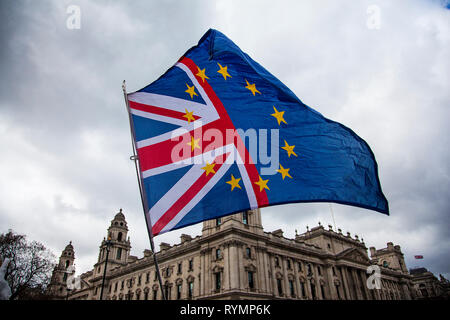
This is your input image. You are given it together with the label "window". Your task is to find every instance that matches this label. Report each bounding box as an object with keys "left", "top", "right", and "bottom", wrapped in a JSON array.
[
  {"left": 246, "top": 247, "right": 251, "bottom": 259},
  {"left": 335, "top": 284, "right": 341, "bottom": 299},
  {"left": 320, "top": 284, "right": 326, "bottom": 299},
  {"left": 121, "top": 280, "right": 124, "bottom": 290},
  {"left": 144, "top": 291, "right": 148, "bottom": 300},
  {"left": 138, "top": 275, "right": 142, "bottom": 286},
  {"left": 188, "top": 281, "right": 194, "bottom": 299},
  {"left": 317, "top": 266, "right": 322, "bottom": 276},
  {"left": 153, "top": 289, "right": 157, "bottom": 300},
  {"left": 215, "top": 273, "right": 221, "bottom": 291},
  {"left": 146, "top": 272, "right": 150, "bottom": 283},
  {"left": 275, "top": 257, "right": 280, "bottom": 267},
  {"left": 65, "top": 260, "right": 70, "bottom": 268},
  {"left": 118, "top": 232, "right": 123, "bottom": 241},
  {"left": 189, "top": 259, "right": 193, "bottom": 271},
  {"left": 216, "top": 248, "right": 221, "bottom": 260},
  {"left": 216, "top": 218, "right": 221, "bottom": 226},
  {"left": 164, "top": 285, "right": 170, "bottom": 300},
  {"left": 287, "top": 259, "right": 291, "bottom": 270},
  {"left": 114, "top": 282, "right": 118, "bottom": 292},
  {"left": 277, "top": 279, "right": 283, "bottom": 296},
  {"left": 116, "top": 248, "right": 122, "bottom": 260},
  {"left": 178, "top": 262, "right": 182, "bottom": 274},
  {"left": 242, "top": 211, "right": 248, "bottom": 225},
  {"left": 311, "top": 283, "right": 316, "bottom": 300},
  {"left": 154, "top": 271, "right": 158, "bottom": 281},
  {"left": 383, "top": 261, "right": 389, "bottom": 268},
  {"left": 307, "top": 264, "right": 313, "bottom": 276},
  {"left": 300, "top": 282, "right": 306, "bottom": 297},
  {"left": 177, "top": 284, "right": 182, "bottom": 300},
  {"left": 63, "top": 273, "right": 68, "bottom": 282},
  {"left": 289, "top": 280, "right": 295, "bottom": 297},
  {"left": 298, "top": 262, "right": 303, "bottom": 272},
  {"left": 248, "top": 271, "right": 254, "bottom": 289},
  {"left": 332, "top": 267, "right": 336, "bottom": 276},
  {"left": 136, "top": 292, "right": 140, "bottom": 300},
  {"left": 327, "top": 243, "right": 331, "bottom": 249}
]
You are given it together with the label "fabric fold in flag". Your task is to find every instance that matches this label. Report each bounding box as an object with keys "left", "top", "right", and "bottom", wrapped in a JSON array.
[{"left": 126, "top": 28, "right": 389, "bottom": 236}]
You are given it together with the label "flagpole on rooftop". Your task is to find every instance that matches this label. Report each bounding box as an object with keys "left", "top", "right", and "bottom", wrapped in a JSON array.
[{"left": 122, "top": 80, "right": 167, "bottom": 300}]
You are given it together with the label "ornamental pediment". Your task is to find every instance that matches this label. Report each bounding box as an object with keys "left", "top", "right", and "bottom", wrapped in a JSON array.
[{"left": 337, "top": 248, "right": 370, "bottom": 264}]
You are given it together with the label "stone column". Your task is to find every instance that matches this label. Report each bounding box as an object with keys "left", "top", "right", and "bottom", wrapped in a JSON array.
[
  {"left": 294, "top": 261, "right": 301, "bottom": 299},
  {"left": 263, "top": 250, "right": 271, "bottom": 294},
  {"left": 257, "top": 247, "right": 266, "bottom": 293},
  {"left": 360, "top": 269, "right": 371, "bottom": 300},
  {"left": 283, "top": 257, "right": 289, "bottom": 298},
  {"left": 269, "top": 253, "right": 277, "bottom": 296},
  {"left": 238, "top": 243, "right": 244, "bottom": 291},
  {"left": 351, "top": 268, "right": 363, "bottom": 300},
  {"left": 224, "top": 243, "right": 230, "bottom": 291},
  {"left": 326, "top": 265, "right": 337, "bottom": 300},
  {"left": 229, "top": 244, "right": 239, "bottom": 290},
  {"left": 200, "top": 251, "right": 205, "bottom": 296},
  {"left": 314, "top": 265, "right": 322, "bottom": 299},
  {"left": 205, "top": 249, "right": 210, "bottom": 295},
  {"left": 341, "top": 266, "right": 352, "bottom": 300}
]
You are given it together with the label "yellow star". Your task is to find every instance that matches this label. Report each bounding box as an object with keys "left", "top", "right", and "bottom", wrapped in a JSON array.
[
  {"left": 277, "top": 164, "right": 292, "bottom": 180},
  {"left": 185, "top": 83, "right": 198, "bottom": 99},
  {"left": 183, "top": 109, "right": 195, "bottom": 123},
  {"left": 217, "top": 63, "right": 231, "bottom": 80},
  {"left": 187, "top": 136, "right": 200, "bottom": 152},
  {"left": 201, "top": 162, "right": 216, "bottom": 176},
  {"left": 226, "top": 174, "right": 242, "bottom": 191},
  {"left": 196, "top": 67, "right": 209, "bottom": 83},
  {"left": 281, "top": 140, "right": 298, "bottom": 157},
  {"left": 271, "top": 106, "right": 287, "bottom": 125},
  {"left": 245, "top": 79, "right": 260, "bottom": 96},
  {"left": 254, "top": 176, "right": 269, "bottom": 192}
]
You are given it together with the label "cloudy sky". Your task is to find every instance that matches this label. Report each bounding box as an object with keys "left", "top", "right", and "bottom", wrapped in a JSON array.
[{"left": 1, "top": 0, "right": 449, "bottom": 279}]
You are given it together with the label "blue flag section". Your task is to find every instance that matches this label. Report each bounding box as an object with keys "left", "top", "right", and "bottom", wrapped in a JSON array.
[{"left": 126, "top": 29, "right": 389, "bottom": 236}]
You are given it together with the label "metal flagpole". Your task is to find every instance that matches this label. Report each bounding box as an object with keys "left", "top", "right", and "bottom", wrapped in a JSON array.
[{"left": 122, "top": 80, "right": 167, "bottom": 300}]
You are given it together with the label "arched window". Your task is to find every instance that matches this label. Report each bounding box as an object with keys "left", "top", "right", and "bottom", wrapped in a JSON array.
[
  {"left": 65, "top": 260, "right": 70, "bottom": 268},
  {"left": 118, "top": 232, "right": 123, "bottom": 242}
]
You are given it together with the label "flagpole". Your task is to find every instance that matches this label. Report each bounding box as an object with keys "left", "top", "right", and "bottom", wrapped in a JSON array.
[{"left": 122, "top": 80, "right": 167, "bottom": 301}]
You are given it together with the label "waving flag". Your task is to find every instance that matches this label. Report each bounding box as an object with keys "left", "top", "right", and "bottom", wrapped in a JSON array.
[{"left": 125, "top": 29, "right": 389, "bottom": 236}]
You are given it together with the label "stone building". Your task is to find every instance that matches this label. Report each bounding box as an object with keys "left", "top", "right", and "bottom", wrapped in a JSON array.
[
  {"left": 52, "top": 208, "right": 421, "bottom": 300},
  {"left": 47, "top": 241, "right": 76, "bottom": 299},
  {"left": 409, "top": 267, "right": 450, "bottom": 299}
]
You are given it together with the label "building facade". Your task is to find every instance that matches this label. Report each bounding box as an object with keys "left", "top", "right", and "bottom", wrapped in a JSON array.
[{"left": 50, "top": 208, "right": 433, "bottom": 300}]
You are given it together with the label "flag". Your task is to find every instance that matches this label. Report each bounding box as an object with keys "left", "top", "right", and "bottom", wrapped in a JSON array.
[
  {"left": 414, "top": 255, "right": 424, "bottom": 259},
  {"left": 126, "top": 29, "right": 389, "bottom": 236}
]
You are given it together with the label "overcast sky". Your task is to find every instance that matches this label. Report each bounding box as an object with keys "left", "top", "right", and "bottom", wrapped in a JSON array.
[{"left": 1, "top": 0, "right": 449, "bottom": 279}]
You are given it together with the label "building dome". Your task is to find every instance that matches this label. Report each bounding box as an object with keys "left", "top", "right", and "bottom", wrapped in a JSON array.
[
  {"left": 64, "top": 241, "right": 74, "bottom": 251},
  {"left": 114, "top": 208, "right": 126, "bottom": 221}
]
